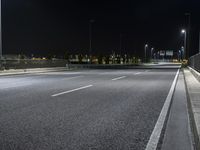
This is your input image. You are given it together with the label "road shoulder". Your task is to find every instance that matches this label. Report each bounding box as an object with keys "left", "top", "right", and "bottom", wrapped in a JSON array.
[{"left": 161, "top": 71, "right": 194, "bottom": 150}]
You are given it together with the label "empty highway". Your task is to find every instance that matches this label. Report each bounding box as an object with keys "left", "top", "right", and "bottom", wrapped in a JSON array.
[{"left": 0, "top": 65, "right": 180, "bottom": 150}]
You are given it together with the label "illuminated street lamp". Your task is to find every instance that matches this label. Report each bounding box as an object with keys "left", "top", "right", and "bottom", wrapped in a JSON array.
[
  {"left": 181, "top": 29, "right": 187, "bottom": 59},
  {"left": 181, "top": 29, "right": 186, "bottom": 34},
  {"left": 144, "top": 44, "right": 148, "bottom": 62},
  {"left": 151, "top": 48, "right": 154, "bottom": 60}
]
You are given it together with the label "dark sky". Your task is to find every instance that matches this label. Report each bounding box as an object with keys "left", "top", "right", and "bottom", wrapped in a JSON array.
[{"left": 2, "top": 0, "right": 200, "bottom": 57}]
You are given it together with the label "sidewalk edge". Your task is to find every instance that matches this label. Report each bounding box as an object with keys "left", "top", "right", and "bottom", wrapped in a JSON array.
[{"left": 183, "top": 67, "right": 200, "bottom": 150}]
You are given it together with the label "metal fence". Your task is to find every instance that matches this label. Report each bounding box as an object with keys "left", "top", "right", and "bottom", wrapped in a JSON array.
[
  {"left": 189, "top": 53, "right": 200, "bottom": 72},
  {"left": 0, "top": 59, "right": 69, "bottom": 70}
]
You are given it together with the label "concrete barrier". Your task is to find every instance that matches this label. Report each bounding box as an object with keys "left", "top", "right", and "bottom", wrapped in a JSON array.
[
  {"left": 0, "top": 67, "right": 69, "bottom": 76},
  {"left": 0, "top": 59, "right": 69, "bottom": 70},
  {"left": 188, "top": 66, "right": 200, "bottom": 82},
  {"left": 68, "top": 63, "right": 181, "bottom": 69},
  {"left": 68, "top": 64, "right": 140, "bottom": 69}
]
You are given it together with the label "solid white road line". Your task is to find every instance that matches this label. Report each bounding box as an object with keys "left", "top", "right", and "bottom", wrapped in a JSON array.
[
  {"left": 52, "top": 85, "right": 93, "bottom": 97},
  {"left": 62, "top": 76, "right": 83, "bottom": 80},
  {"left": 99, "top": 72, "right": 111, "bottom": 75},
  {"left": 135, "top": 72, "right": 141, "bottom": 75},
  {"left": 38, "top": 72, "right": 81, "bottom": 75},
  {"left": 111, "top": 76, "right": 126, "bottom": 81},
  {"left": 145, "top": 69, "right": 180, "bottom": 150}
]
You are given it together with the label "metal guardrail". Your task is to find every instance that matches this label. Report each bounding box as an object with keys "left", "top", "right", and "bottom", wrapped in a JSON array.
[
  {"left": 189, "top": 53, "right": 200, "bottom": 72},
  {"left": 0, "top": 59, "right": 69, "bottom": 70}
]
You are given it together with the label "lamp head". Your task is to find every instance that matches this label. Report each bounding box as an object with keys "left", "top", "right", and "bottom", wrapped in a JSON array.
[{"left": 181, "top": 29, "right": 186, "bottom": 34}]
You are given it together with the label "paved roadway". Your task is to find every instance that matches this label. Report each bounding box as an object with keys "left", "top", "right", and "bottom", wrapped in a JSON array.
[{"left": 0, "top": 65, "right": 180, "bottom": 150}]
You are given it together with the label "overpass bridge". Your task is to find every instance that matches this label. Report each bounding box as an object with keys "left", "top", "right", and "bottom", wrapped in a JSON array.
[{"left": 0, "top": 62, "right": 199, "bottom": 150}]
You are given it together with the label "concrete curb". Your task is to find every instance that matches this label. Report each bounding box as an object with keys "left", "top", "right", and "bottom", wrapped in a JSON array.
[
  {"left": 0, "top": 67, "right": 70, "bottom": 76},
  {"left": 183, "top": 67, "right": 200, "bottom": 150},
  {"left": 188, "top": 66, "right": 200, "bottom": 82}
]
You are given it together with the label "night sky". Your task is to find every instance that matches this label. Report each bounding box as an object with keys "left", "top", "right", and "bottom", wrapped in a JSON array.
[{"left": 2, "top": 0, "right": 200, "bottom": 57}]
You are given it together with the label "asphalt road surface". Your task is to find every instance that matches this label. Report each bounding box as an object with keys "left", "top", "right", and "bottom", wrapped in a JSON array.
[{"left": 0, "top": 65, "right": 180, "bottom": 150}]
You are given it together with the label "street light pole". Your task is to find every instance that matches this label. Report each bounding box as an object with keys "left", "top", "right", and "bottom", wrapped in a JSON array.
[
  {"left": 182, "top": 29, "right": 187, "bottom": 59},
  {"left": 89, "top": 19, "right": 94, "bottom": 63},
  {"left": 185, "top": 13, "right": 191, "bottom": 58},
  {"left": 151, "top": 48, "right": 154, "bottom": 61},
  {"left": 144, "top": 44, "right": 148, "bottom": 63},
  {"left": 184, "top": 31, "right": 187, "bottom": 59},
  {"left": 120, "top": 33, "right": 122, "bottom": 56}
]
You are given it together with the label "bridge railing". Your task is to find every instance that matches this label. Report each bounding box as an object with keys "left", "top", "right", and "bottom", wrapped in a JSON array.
[{"left": 189, "top": 53, "right": 200, "bottom": 72}]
